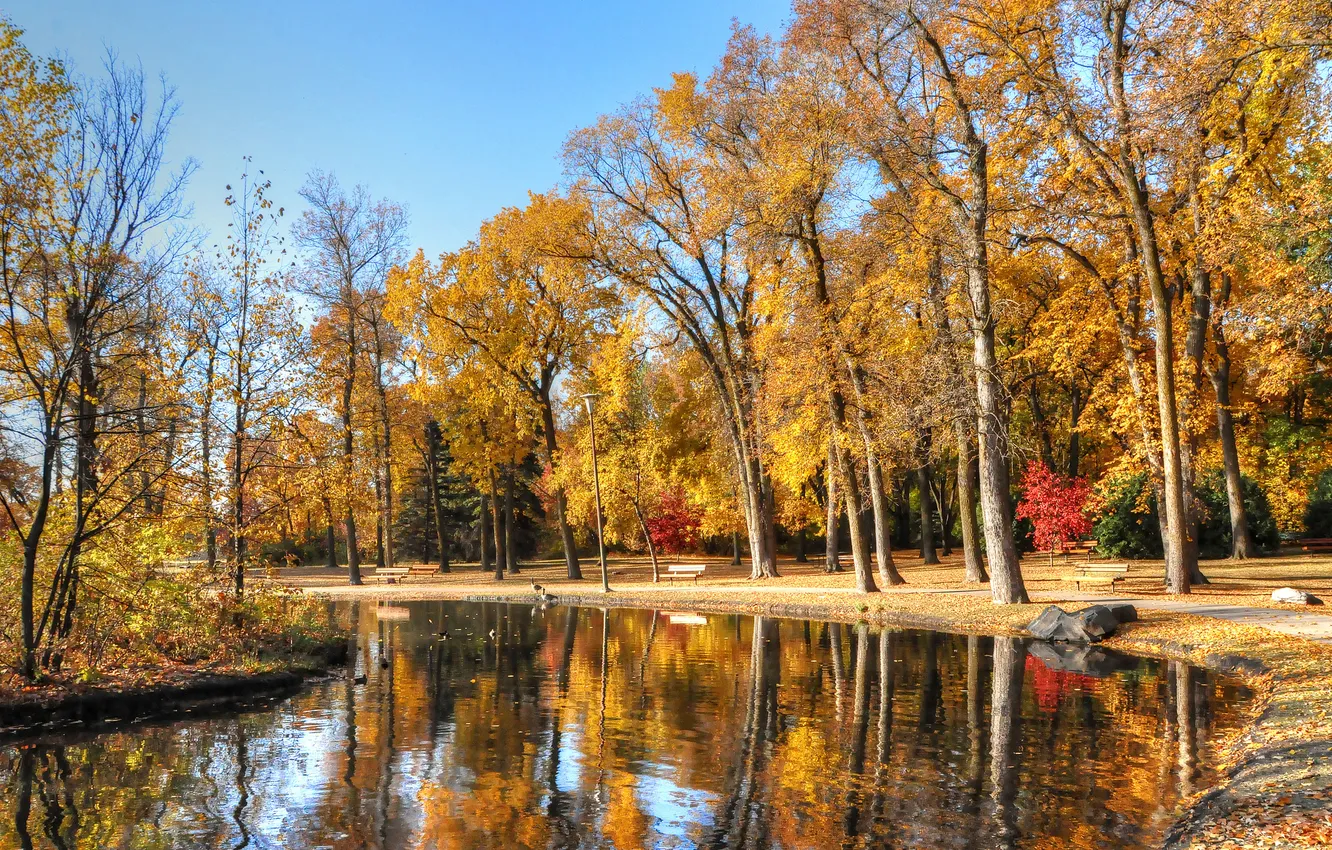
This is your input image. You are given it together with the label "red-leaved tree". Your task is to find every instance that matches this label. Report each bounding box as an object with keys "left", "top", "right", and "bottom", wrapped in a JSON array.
[
  {"left": 644, "top": 489, "right": 703, "bottom": 555},
  {"left": 1015, "top": 461, "right": 1093, "bottom": 564}
]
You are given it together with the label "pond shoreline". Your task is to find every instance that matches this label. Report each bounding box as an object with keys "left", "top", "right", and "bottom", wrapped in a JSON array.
[
  {"left": 0, "top": 641, "right": 348, "bottom": 740},
  {"left": 303, "top": 583, "right": 1332, "bottom": 849}
]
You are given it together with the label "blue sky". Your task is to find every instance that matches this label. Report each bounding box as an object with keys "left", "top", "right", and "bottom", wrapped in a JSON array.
[{"left": 8, "top": 1, "right": 790, "bottom": 257}]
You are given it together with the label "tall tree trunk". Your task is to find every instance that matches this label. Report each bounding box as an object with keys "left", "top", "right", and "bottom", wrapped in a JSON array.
[
  {"left": 846, "top": 362, "right": 903, "bottom": 584},
  {"left": 869, "top": 459, "right": 903, "bottom": 585},
  {"left": 1106, "top": 11, "right": 1195, "bottom": 593},
  {"left": 968, "top": 253, "right": 1026, "bottom": 602},
  {"left": 426, "top": 423, "right": 451, "bottom": 572},
  {"left": 342, "top": 307, "right": 362, "bottom": 586},
  {"left": 1179, "top": 224, "right": 1212, "bottom": 584},
  {"left": 956, "top": 421, "right": 988, "bottom": 582},
  {"left": 538, "top": 388, "right": 581, "bottom": 580},
  {"left": 478, "top": 492, "right": 491, "bottom": 573},
  {"left": 838, "top": 445, "right": 879, "bottom": 593},
  {"left": 232, "top": 391, "right": 246, "bottom": 598},
  {"left": 1027, "top": 372, "right": 1055, "bottom": 470},
  {"left": 373, "top": 347, "right": 395, "bottom": 572},
  {"left": 936, "top": 467, "right": 954, "bottom": 556},
  {"left": 916, "top": 431, "right": 939, "bottom": 566},
  {"left": 504, "top": 467, "right": 518, "bottom": 574},
  {"left": 489, "top": 470, "right": 505, "bottom": 581},
  {"left": 1209, "top": 296, "right": 1256, "bottom": 559},
  {"left": 1067, "top": 382, "right": 1083, "bottom": 479},
  {"left": 373, "top": 448, "right": 386, "bottom": 571},
  {"left": 632, "top": 500, "right": 660, "bottom": 582},
  {"left": 894, "top": 475, "right": 911, "bottom": 549},
  {"left": 825, "top": 444, "right": 841, "bottom": 573},
  {"left": 19, "top": 420, "right": 59, "bottom": 681},
  {"left": 201, "top": 349, "right": 217, "bottom": 572},
  {"left": 323, "top": 497, "right": 338, "bottom": 569}
]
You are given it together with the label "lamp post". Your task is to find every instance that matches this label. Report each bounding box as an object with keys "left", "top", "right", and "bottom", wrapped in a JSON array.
[{"left": 581, "top": 392, "right": 610, "bottom": 592}]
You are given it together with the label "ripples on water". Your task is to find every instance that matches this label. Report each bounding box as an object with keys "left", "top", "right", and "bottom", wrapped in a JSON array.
[{"left": 0, "top": 600, "right": 1250, "bottom": 849}]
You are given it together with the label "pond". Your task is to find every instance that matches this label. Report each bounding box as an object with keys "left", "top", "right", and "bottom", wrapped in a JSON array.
[{"left": 1, "top": 600, "right": 1251, "bottom": 849}]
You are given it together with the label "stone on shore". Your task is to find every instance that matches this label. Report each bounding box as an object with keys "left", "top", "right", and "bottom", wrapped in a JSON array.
[
  {"left": 1027, "top": 604, "right": 1137, "bottom": 643},
  {"left": 1271, "top": 587, "right": 1324, "bottom": 605}
]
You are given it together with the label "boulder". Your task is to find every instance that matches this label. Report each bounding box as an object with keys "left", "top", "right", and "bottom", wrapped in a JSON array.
[
  {"left": 1104, "top": 603, "right": 1139, "bottom": 624},
  {"left": 1271, "top": 587, "right": 1324, "bottom": 605},
  {"left": 1026, "top": 604, "right": 1135, "bottom": 644},
  {"left": 1075, "top": 605, "right": 1121, "bottom": 640}
]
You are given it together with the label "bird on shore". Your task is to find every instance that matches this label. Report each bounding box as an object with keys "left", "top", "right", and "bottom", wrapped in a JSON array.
[{"left": 530, "top": 580, "right": 545, "bottom": 595}]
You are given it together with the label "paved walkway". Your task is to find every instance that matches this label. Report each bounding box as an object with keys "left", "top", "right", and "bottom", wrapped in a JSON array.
[{"left": 1054, "top": 593, "right": 1332, "bottom": 643}]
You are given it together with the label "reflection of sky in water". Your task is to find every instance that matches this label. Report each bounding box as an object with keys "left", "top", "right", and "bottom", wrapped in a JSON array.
[
  {"left": 641, "top": 769, "right": 719, "bottom": 843},
  {"left": 0, "top": 601, "right": 1252, "bottom": 850}
]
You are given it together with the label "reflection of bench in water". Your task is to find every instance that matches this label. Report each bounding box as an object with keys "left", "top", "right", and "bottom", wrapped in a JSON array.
[
  {"left": 666, "top": 564, "right": 707, "bottom": 585},
  {"left": 668, "top": 614, "right": 708, "bottom": 625},
  {"left": 1062, "top": 563, "right": 1129, "bottom": 592}
]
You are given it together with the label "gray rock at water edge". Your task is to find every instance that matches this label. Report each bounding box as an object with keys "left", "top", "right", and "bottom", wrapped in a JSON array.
[
  {"left": 1026, "top": 604, "right": 1137, "bottom": 644},
  {"left": 1076, "top": 605, "right": 1121, "bottom": 640},
  {"left": 1103, "top": 603, "right": 1139, "bottom": 623},
  {"left": 1271, "top": 586, "right": 1324, "bottom": 605}
]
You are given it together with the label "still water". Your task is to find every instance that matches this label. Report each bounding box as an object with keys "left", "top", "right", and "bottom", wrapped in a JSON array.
[{"left": 1, "top": 601, "right": 1250, "bottom": 849}]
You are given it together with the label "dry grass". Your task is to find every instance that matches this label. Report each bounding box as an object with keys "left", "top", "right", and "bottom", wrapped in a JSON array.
[{"left": 279, "top": 548, "right": 1332, "bottom": 610}]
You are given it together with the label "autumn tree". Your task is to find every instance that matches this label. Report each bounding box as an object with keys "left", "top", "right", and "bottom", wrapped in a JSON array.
[
  {"left": 388, "top": 192, "right": 615, "bottom": 580},
  {"left": 566, "top": 82, "right": 786, "bottom": 579},
  {"left": 1015, "top": 461, "right": 1094, "bottom": 566},
  {"left": 209, "top": 163, "right": 304, "bottom": 595},
  {"left": 795, "top": 0, "right": 1029, "bottom": 602},
  {"left": 294, "top": 171, "right": 407, "bottom": 584}
]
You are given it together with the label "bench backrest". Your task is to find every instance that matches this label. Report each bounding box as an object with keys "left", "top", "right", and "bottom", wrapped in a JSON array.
[
  {"left": 666, "top": 564, "right": 706, "bottom": 573},
  {"left": 1075, "top": 564, "right": 1128, "bottom": 574},
  {"left": 375, "top": 567, "right": 410, "bottom": 575}
]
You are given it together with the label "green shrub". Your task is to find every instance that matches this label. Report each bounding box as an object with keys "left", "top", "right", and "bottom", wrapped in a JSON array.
[
  {"left": 1305, "top": 470, "right": 1332, "bottom": 538},
  {"left": 1091, "top": 473, "right": 1163, "bottom": 559},
  {"left": 1093, "top": 470, "right": 1279, "bottom": 560},
  {"left": 1196, "top": 470, "right": 1280, "bottom": 556}
]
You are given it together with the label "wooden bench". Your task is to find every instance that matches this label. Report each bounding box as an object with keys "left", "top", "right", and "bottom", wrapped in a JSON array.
[
  {"left": 1061, "top": 563, "right": 1129, "bottom": 592},
  {"left": 1300, "top": 538, "right": 1332, "bottom": 554},
  {"left": 1061, "top": 539, "right": 1099, "bottom": 564},
  {"left": 666, "top": 564, "right": 707, "bottom": 585},
  {"left": 371, "top": 567, "right": 410, "bottom": 584},
  {"left": 408, "top": 565, "right": 439, "bottom": 578}
]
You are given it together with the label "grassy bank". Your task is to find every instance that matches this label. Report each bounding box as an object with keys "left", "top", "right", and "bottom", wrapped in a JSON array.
[{"left": 1, "top": 575, "right": 345, "bottom": 737}]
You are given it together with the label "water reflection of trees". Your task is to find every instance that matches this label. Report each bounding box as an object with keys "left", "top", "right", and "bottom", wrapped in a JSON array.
[{"left": 0, "top": 603, "right": 1238, "bottom": 849}]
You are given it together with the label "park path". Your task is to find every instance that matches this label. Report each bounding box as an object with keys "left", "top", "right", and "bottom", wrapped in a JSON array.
[
  {"left": 1057, "top": 593, "right": 1332, "bottom": 643},
  {"left": 660, "top": 583, "right": 1332, "bottom": 643}
]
